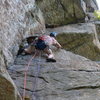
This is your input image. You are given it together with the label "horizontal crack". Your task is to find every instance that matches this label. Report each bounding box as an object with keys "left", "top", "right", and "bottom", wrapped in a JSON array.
[
  {"left": 20, "top": 87, "right": 43, "bottom": 92},
  {"left": 67, "top": 85, "right": 100, "bottom": 91},
  {"left": 8, "top": 69, "right": 49, "bottom": 83},
  {"left": 44, "top": 69, "right": 100, "bottom": 74},
  {"left": 71, "top": 69, "right": 100, "bottom": 72},
  {"left": 29, "top": 75, "right": 49, "bottom": 83}
]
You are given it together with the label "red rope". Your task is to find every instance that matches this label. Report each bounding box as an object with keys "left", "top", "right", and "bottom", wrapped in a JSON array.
[{"left": 22, "top": 53, "right": 37, "bottom": 100}]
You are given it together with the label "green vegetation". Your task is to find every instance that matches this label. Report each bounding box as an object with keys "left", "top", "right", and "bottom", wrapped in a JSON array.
[{"left": 94, "top": 10, "right": 100, "bottom": 20}]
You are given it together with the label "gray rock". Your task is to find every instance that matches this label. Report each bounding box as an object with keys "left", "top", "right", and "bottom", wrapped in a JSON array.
[
  {"left": 84, "top": 0, "right": 98, "bottom": 12},
  {"left": 8, "top": 49, "right": 100, "bottom": 100},
  {"left": 0, "top": 0, "right": 99, "bottom": 100},
  {"left": 0, "top": 0, "right": 45, "bottom": 99},
  {"left": 0, "top": 0, "right": 45, "bottom": 66},
  {"left": 47, "top": 23, "right": 100, "bottom": 61}
]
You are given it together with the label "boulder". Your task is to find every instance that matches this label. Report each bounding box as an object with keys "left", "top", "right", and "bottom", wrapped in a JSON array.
[
  {"left": 36, "top": 0, "right": 85, "bottom": 26},
  {"left": 0, "top": 69, "right": 21, "bottom": 100}
]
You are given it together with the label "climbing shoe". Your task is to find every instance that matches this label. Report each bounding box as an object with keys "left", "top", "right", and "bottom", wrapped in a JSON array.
[{"left": 46, "top": 58, "right": 56, "bottom": 62}]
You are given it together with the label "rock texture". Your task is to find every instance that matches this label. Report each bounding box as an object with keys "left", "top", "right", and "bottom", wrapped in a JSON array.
[
  {"left": 8, "top": 49, "right": 100, "bottom": 100},
  {"left": 36, "top": 0, "right": 85, "bottom": 26},
  {"left": 0, "top": 0, "right": 99, "bottom": 100},
  {"left": 0, "top": 0, "right": 45, "bottom": 66},
  {"left": 0, "top": 69, "right": 21, "bottom": 100},
  {"left": 36, "top": 0, "right": 98, "bottom": 27},
  {"left": 0, "top": 0, "right": 45, "bottom": 99},
  {"left": 47, "top": 22, "right": 100, "bottom": 61},
  {"left": 95, "top": 21, "right": 100, "bottom": 41},
  {"left": 84, "top": 0, "right": 98, "bottom": 12}
]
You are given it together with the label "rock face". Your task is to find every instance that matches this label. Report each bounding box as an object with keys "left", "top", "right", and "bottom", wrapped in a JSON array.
[
  {"left": 0, "top": 0, "right": 45, "bottom": 99},
  {"left": 0, "top": 48, "right": 21, "bottom": 100},
  {"left": 47, "top": 23, "right": 100, "bottom": 61},
  {"left": 8, "top": 49, "right": 100, "bottom": 100},
  {"left": 0, "top": 0, "right": 45, "bottom": 66},
  {"left": 84, "top": 0, "right": 98, "bottom": 12},
  {"left": 36, "top": 0, "right": 98, "bottom": 27},
  {"left": 0, "top": 0, "right": 99, "bottom": 100},
  {"left": 36, "top": 0, "right": 85, "bottom": 26},
  {"left": 0, "top": 68, "right": 21, "bottom": 100}
]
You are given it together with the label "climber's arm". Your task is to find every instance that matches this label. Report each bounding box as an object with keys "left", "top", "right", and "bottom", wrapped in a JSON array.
[
  {"left": 55, "top": 41, "right": 62, "bottom": 48},
  {"left": 53, "top": 39, "right": 62, "bottom": 49}
]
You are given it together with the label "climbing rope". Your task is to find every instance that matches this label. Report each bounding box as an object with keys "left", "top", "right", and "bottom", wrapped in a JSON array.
[
  {"left": 22, "top": 52, "right": 37, "bottom": 100},
  {"left": 22, "top": 50, "right": 42, "bottom": 100}
]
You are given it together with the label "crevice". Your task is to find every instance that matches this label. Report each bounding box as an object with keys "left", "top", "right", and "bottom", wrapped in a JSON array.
[
  {"left": 67, "top": 85, "right": 100, "bottom": 91},
  {"left": 72, "top": 0, "right": 78, "bottom": 21},
  {"left": 20, "top": 87, "right": 43, "bottom": 92},
  {"left": 44, "top": 69, "right": 100, "bottom": 74},
  {"left": 38, "top": 76, "right": 49, "bottom": 83},
  {"left": 71, "top": 69, "right": 100, "bottom": 72},
  {"left": 29, "top": 75, "right": 49, "bottom": 83},
  {"left": 8, "top": 69, "right": 49, "bottom": 83},
  {"left": 57, "top": 0, "right": 73, "bottom": 18},
  {"left": 1, "top": 50, "right": 8, "bottom": 68},
  {"left": 57, "top": 0, "right": 66, "bottom": 11}
]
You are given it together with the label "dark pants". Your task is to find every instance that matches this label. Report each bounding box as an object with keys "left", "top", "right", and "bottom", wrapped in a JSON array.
[{"left": 35, "top": 40, "right": 47, "bottom": 50}]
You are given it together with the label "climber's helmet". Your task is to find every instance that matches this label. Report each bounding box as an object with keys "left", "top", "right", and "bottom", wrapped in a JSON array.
[{"left": 50, "top": 32, "right": 57, "bottom": 37}]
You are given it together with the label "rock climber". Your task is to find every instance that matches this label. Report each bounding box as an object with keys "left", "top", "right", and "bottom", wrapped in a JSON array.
[
  {"left": 23, "top": 32, "right": 61, "bottom": 62},
  {"left": 34, "top": 32, "right": 62, "bottom": 62}
]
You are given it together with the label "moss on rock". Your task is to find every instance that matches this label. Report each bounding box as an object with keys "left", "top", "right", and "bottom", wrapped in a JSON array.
[
  {"left": 57, "top": 33, "right": 100, "bottom": 61},
  {"left": 36, "top": 0, "right": 85, "bottom": 26}
]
